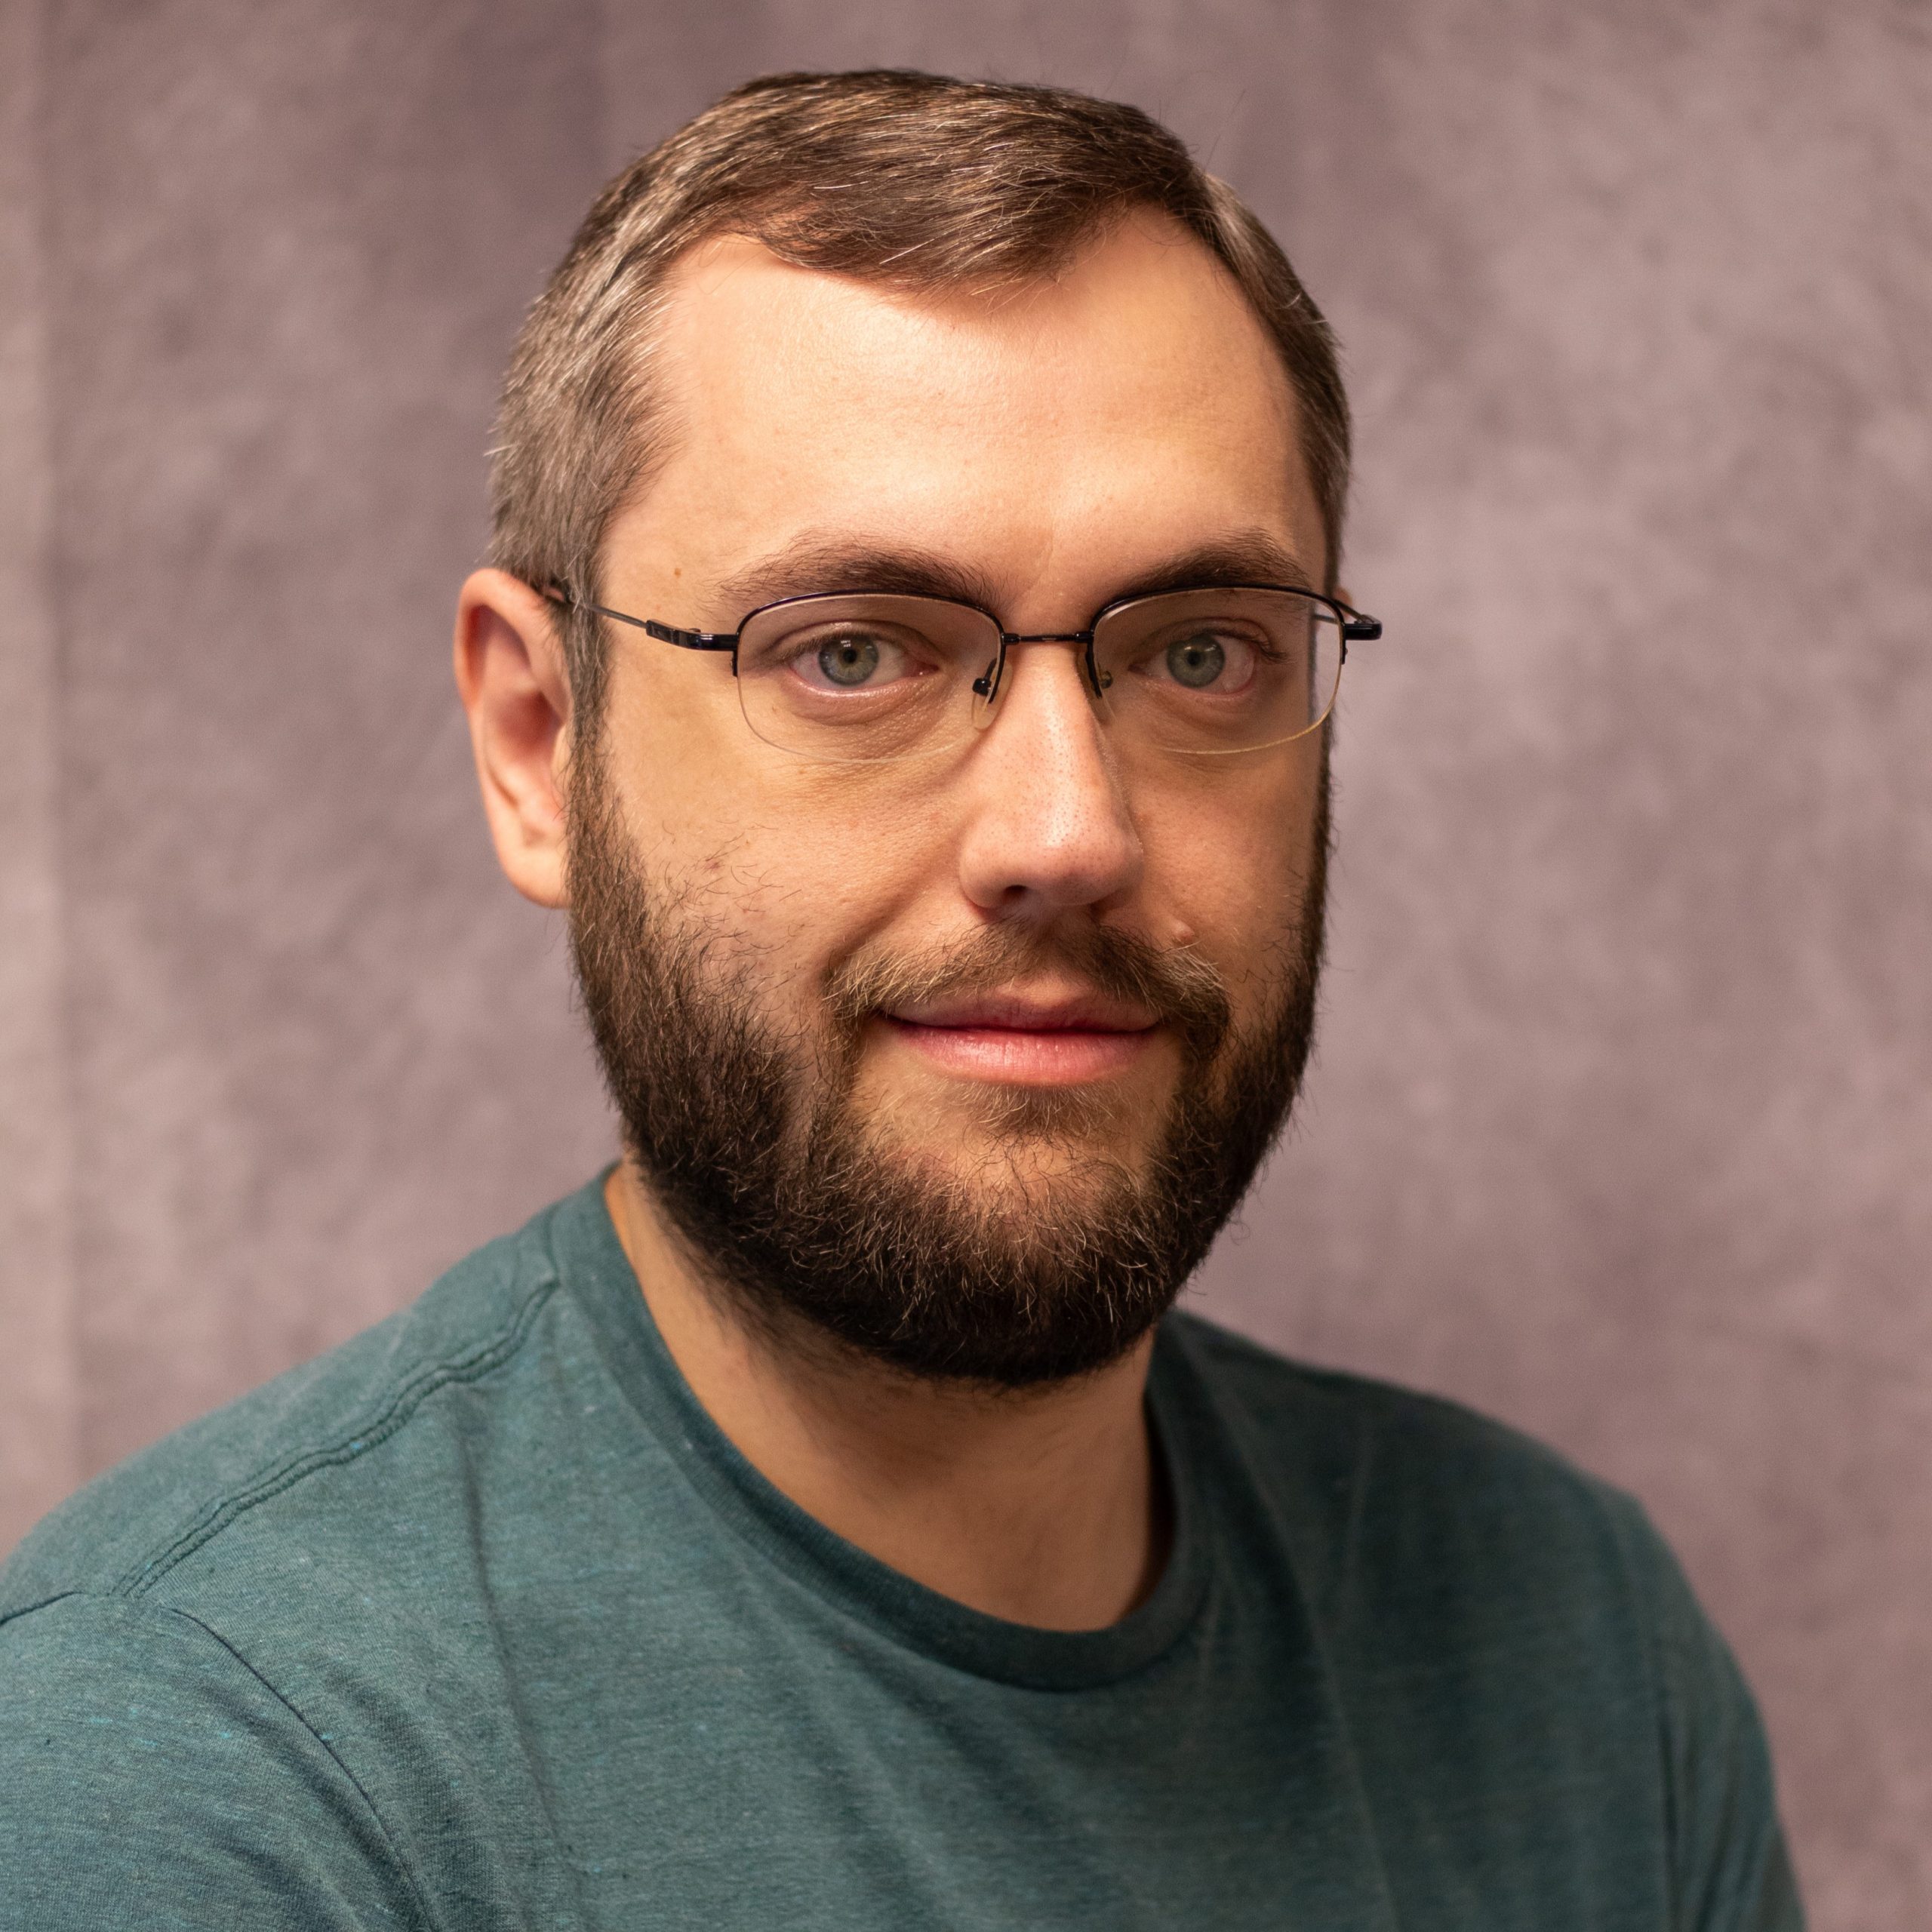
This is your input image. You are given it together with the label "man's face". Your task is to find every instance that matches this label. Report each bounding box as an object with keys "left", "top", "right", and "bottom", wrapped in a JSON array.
[{"left": 571, "top": 214, "right": 1331, "bottom": 1381}]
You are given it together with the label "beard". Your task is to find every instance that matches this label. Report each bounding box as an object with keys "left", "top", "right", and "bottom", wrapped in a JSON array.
[{"left": 566, "top": 751, "right": 1327, "bottom": 1389}]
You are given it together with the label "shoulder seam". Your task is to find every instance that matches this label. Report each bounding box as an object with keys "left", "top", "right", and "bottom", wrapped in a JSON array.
[
  {"left": 117, "top": 1272, "right": 560, "bottom": 1598},
  {"left": 160, "top": 1604, "right": 440, "bottom": 1932},
  {"left": 0, "top": 1587, "right": 78, "bottom": 1634}
]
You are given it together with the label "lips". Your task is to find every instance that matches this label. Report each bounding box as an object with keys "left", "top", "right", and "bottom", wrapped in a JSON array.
[
  {"left": 878, "top": 986, "right": 1164, "bottom": 1088},
  {"left": 884, "top": 992, "right": 1159, "bottom": 1034}
]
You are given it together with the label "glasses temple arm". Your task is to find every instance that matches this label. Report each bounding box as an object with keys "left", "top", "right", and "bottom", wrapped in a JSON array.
[
  {"left": 540, "top": 586, "right": 738, "bottom": 653},
  {"left": 1334, "top": 599, "right": 1383, "bottom": 643}
]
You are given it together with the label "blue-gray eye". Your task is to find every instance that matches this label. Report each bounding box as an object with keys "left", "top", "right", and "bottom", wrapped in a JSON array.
[
  {"left": 817, "top": 637, "right": 881, "bottom": 686},
  {"left": 1165, "top": 634, "right": 1226, "bottom": 688}
]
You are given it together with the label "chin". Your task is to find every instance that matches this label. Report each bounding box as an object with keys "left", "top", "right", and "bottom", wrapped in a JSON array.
[
  {"left": 891, "top": 1106, "right": 1164, "bottom": 1215},
  {"left": 881, "top": 1069, "right": 1163, "bottom": 1161}
]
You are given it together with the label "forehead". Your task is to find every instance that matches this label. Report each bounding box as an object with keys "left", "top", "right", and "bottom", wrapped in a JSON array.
[{"left": 614, "top": 216, "right": 1320, "bottom": 608}]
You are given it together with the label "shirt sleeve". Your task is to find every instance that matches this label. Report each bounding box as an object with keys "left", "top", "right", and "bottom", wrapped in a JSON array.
[
  {"left": 0, "top": 1592, "right": 429, "bottom": 1931},
  {"left": 1620, "top": 1503, "right": 1807, "bottom": 1932}
]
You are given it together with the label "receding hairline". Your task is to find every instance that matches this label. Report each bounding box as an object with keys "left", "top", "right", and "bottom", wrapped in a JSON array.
[{"left": 664, "top": 199, "right": 1220, "bottom": 301}]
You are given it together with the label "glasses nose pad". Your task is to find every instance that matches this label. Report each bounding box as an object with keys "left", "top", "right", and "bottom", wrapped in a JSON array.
[
  {"left": 969, "top": 644, "right": 1008, "bottom": 728},
  {"left": 1081, "top": 640, "right": 1115, "bottom": 703}
]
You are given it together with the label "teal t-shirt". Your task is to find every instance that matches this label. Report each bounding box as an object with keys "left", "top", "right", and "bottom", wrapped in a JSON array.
[{"left": 0, "top": 1177, "right": 1801, "bottom": 1929}]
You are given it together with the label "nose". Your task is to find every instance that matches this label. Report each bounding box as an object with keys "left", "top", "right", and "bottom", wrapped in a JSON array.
[{"left": 954, "top": 641, "right": 1143, "bottom": 918}]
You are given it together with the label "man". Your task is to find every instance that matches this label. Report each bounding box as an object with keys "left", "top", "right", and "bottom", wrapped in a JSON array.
[{"left": 0, "top": 70, "right": 1800, "bottom": 1929}]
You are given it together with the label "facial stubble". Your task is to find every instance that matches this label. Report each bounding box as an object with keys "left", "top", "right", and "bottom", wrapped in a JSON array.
[{"left": 567, "top": 749, "right": 1327, "bottom": 1388}]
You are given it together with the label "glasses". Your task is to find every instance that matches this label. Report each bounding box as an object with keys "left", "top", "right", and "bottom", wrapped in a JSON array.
[{"left": 546, "top": 583, "right": 1380, "bottom": 766}]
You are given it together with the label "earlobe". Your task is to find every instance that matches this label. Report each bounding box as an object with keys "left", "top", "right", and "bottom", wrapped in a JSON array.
[{"left": 454, "top": 568, "right": 574, "bottom": 909}]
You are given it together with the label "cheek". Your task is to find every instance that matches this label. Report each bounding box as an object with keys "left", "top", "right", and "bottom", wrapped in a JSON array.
[
  {"left": 612, "top": 749, "right": 964, "bottom": 1000},
  {"left": 594, "top": 657, "right": 740, "bottom": 855},
  {"left": 1140, "top": 760, "right": 1323, "bottom": 992}
]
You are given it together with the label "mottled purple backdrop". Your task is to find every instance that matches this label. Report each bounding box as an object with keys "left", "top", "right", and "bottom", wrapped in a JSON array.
[{"left": 2, "top": 2, "right": 1927, "bottom": 1921}]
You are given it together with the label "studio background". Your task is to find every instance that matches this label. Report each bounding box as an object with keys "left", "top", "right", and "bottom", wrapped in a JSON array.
[{"left": 3, "top": 2, "right": 1927, "bottom": 1923}]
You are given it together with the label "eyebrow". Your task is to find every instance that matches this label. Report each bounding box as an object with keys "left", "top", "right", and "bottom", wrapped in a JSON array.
[
  {"left": 712, "top": 539, "right": 1001, "bottom": 620},
  {"left": 1100, "top": 534, "right": 1318, "bottom": 606},
  {"left": 709, "top": 528, "right": 1318, "bottom": 627}
]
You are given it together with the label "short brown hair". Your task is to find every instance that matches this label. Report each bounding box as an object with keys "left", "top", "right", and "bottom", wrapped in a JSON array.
[{"left": 489, "top": 69, "right": 1351, "bottom": 721}]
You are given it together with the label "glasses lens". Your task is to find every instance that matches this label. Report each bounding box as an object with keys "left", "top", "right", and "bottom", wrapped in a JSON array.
[
  {"left": 733, "top": 595, "right": 1003, "bottom": 764},
  {"left": 1091, "top": 588, "right": 1343, "bottom": 755}
]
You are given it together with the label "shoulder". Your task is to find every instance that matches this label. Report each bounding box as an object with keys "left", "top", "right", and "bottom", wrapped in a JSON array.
[
  {"left": 0, "top": 1186, "right": 578, "bottom": 1622},
  {"left": 1161, "top": 1307, "right": 1646, "bottom": 1552},
  {"left": 1159, "top": 1310, "right": 1681, "bottom": 1672},
  {"left": 1161, "top": 1313, "right": 1804, "bottom": 1928},
  {"left": 0, "top": 1589, "right": 435, "bottom": 1925},
  {"left": 0, "top": 1180, "right": 618, "bottom": 1930}
]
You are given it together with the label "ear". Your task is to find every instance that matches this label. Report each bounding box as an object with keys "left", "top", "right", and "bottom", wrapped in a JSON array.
[{"left": 454, "top": 568, "right": 575, "bottom": 909}]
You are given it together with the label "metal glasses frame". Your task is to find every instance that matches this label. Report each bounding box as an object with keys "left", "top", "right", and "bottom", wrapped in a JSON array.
[{"left": 544, "top": 581, "right": 1382, "bottom": 707}]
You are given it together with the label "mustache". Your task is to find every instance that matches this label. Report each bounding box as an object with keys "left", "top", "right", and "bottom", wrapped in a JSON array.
[{"left": 822, "top": 922, "right": 1233, "bottom": 1063}]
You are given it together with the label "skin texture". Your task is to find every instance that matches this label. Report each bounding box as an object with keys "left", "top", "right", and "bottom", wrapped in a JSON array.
[{"left": 455, "top": 214, "right": 1331, "bottom": 1630}]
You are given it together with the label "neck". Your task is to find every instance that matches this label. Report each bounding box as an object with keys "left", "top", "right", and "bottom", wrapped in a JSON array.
[{"left": 604, "top": 1163, "right": 1169, "bottom": 1630}]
